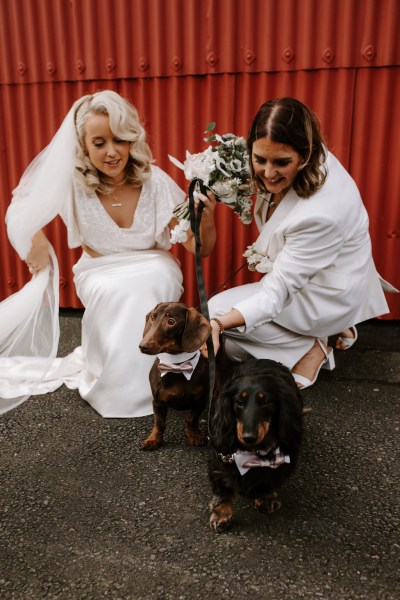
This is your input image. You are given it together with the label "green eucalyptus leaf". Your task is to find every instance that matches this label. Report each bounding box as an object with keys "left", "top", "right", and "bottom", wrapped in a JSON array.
[{"left": 205, "top": 122, "right": 216, "bottom": 133}]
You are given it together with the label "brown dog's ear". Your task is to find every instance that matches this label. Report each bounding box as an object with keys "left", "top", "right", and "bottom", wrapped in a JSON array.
[{"left": 182, "top": 307, "right": 212, "bottom": 352}]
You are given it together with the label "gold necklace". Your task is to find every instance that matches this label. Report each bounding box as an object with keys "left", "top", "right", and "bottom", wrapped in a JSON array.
[
  {"left": 111, "top": 187, "right": 124, "bottom": 207},
  {"left": 265, "top": 191, "right": 285, "bottom": 209},
  {"left": 265, "top": 196, "right": 276, "bottom": 209},
  {"left": 262, "top": 192, "right": 277, "bottom": 209}
]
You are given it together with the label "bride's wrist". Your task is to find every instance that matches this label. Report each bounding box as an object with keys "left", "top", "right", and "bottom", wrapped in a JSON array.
[{"left": 210, "top": 318, "right": 225, "bottom": 334}]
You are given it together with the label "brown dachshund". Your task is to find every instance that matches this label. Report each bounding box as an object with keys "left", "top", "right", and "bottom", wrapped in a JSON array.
[{"left": 139, "top": 302, "right": 211, "bottom": 450}]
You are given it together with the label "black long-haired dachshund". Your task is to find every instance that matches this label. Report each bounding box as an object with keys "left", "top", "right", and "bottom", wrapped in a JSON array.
[{"left": 208, "top": 358, "right": 303, "bottom": 531}]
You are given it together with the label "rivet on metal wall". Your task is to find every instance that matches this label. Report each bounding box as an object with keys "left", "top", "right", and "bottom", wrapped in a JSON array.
[
  {"left": 76, "top": 59, "right": 86, "bottom": 74},
  {"left": 243, "top": 50, "right": 255, "bottom": 65},
  {"left": 172, "top": 56, "right": 183, "bottom": 71},
  {"left": 322, "top": 48, "right": 335, "bottom": 63},
  {"left": 47, "top": 62, "right": 56, "bottom": 75},
  {"left": 206, "top": 52, "right": 219, "bottom": 67},
  {"left": 17, "top": 62, "right": 27, "bottom": 75},
  {"left": 362, "top": 44, "right": 376, "bottom": 61},
  {"left": 281, "top": 47, "right": 294, "bottom": 63},
  {"left": 7, "top": 278, "right": 16, "bottom": 289},
  {"left": 138, "top": 57, "right": 149, "bottom": 71},
  {"left": 105, "top": 58, "right": 116, "bottom": 72}
]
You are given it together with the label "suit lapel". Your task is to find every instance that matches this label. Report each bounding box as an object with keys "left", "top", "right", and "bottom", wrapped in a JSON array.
[{"left": 253, "top": 190, "right": 299, "bottom": 255}]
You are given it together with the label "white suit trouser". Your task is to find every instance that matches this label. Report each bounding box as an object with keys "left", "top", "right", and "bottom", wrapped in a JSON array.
[{"left": 208, "top": 284, "right": 315, "bottom": 369}]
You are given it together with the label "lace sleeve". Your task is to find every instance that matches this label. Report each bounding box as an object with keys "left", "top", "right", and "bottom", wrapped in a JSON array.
[{"left": 151, "top": 166, "right": 186, "bottom": 249}]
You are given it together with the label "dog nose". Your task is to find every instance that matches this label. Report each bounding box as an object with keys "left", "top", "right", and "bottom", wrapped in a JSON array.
[
  {"left": 242, "top": 432, "right": 258, "bottom": 445},
  {"left": 139, "top": 341, "right": 159, "bottom": 355}
]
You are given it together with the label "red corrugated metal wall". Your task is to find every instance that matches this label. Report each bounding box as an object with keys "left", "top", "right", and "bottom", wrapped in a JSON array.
[{"left": 1, "top": 0, "right": 399, "bottom": 317}]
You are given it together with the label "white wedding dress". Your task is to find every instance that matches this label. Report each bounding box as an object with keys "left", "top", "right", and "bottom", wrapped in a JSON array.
[{"left": 0, "top": 166, "right": 184, "bottom": 417}]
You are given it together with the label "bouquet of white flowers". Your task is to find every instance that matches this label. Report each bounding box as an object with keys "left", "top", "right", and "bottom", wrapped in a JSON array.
[{"left": 168, "top": 123, "right": 253, "bottom": 244}]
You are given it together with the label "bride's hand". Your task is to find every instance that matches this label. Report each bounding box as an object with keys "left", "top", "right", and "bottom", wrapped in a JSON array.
[
  {"left": 26, "top": 237, "right": 50, "bottom": 275},
  {"left": 194, "top": 190, "right": 217, "bottom": 224},
  {"left": 200, "top": 319, "right": 221, "bottom": 358}
]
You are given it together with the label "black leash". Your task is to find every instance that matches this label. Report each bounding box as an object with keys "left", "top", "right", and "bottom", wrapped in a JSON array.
[
  {"left": 206, "top": 261, "right": 247, "bottom": 300},
  {"left": 188, "top": 178, "right": 216, "bottom": 436},
  {"left": 194, "top": 261, "right": 247, "bottom": 314}
]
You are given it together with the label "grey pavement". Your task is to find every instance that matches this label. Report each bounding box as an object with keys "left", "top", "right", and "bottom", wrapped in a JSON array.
[{"left": 1, "top": 312, "right": 399, "bottom": 600}]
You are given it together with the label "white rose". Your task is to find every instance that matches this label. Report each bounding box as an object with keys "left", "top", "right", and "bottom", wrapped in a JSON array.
[{"left": 183, "top": 148, "right": 215, "bottom": 184}]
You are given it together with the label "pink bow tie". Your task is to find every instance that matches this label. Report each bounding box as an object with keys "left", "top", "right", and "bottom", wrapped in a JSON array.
[
  {"left": 233, "top": 447, "right": 291, "bottom": 475},
  {"left": 242, "top": 451, "right": 289, "bottom": 469},
  {"left": 158, "top": 360, "right": 194, "bottom": 375}
]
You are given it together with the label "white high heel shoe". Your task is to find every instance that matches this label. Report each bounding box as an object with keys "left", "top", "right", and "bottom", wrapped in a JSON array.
[
  {"left": 336, "top": 326, "right": 358, "bottom": 351},
  {"left": 292, "top": 339, "right": 335, "bottom": 390}
]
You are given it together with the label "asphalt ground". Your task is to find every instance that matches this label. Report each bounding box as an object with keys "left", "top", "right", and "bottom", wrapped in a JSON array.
[{"left": 0, "top": 312, "right": 399, "bottom": 600}]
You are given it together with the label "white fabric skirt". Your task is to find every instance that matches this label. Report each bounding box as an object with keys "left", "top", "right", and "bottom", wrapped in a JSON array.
[
  {"left": 0, "top": 249, "right": 183, "bottom": 418},
  {"left": 71, "top": 249, "right": 183, "bottom": 417}
]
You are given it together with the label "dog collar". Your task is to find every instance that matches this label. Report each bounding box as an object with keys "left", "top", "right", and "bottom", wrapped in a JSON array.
[
  {"left": 157, "top": 350, "right": 201, "bottom": 380},
  {"left": 217, "top": 447, "right": 290, "bottom": 476}
]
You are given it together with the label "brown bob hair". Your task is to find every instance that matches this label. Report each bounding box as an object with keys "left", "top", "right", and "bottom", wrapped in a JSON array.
[{"left": 247, "top": 97, "right": 327, "bottom": 198}]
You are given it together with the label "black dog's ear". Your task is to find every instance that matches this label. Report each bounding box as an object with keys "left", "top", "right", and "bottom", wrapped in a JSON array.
[
  {"left": 210, "top": 387, "right": 237, "bottom": 454},
  {"left": 276, "top": 378, "right": 303, "bottom": 453},
  {"left": 182, "top": 307, "right": 211, "bottom": 352}
]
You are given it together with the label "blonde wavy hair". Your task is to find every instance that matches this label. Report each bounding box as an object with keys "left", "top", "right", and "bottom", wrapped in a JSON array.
[
  {"left": 74, "top": 90, "right": 152, "bottom": 194},
  {"left": 248, "top": 97, "right": 327, "bottom": 198}
]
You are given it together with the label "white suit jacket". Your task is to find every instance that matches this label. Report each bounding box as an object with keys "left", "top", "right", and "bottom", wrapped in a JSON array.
[{"left": 235, "top": 152, "right": 394, "bottom": 337}]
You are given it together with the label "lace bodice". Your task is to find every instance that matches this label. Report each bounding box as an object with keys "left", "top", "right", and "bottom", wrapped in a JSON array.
[{"left": 60, "top": 166, "right": 185, "bottom": 255}]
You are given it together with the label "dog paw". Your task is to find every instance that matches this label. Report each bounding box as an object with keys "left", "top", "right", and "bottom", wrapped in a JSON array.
[
  {"left": 210, "top": 512, "right": 233, "bottom": 532},
  {"left": 141, "top": 437, "right": 163, "bottom": 451},
  {"left": 184, "top": 428, "right": 207, "bottom": 446},
  {"left": 252, "top": 494, "right": 282, "bottom": 513},
  {"left": 209, "top": 502, "right": 233, "bottom": 532}
]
